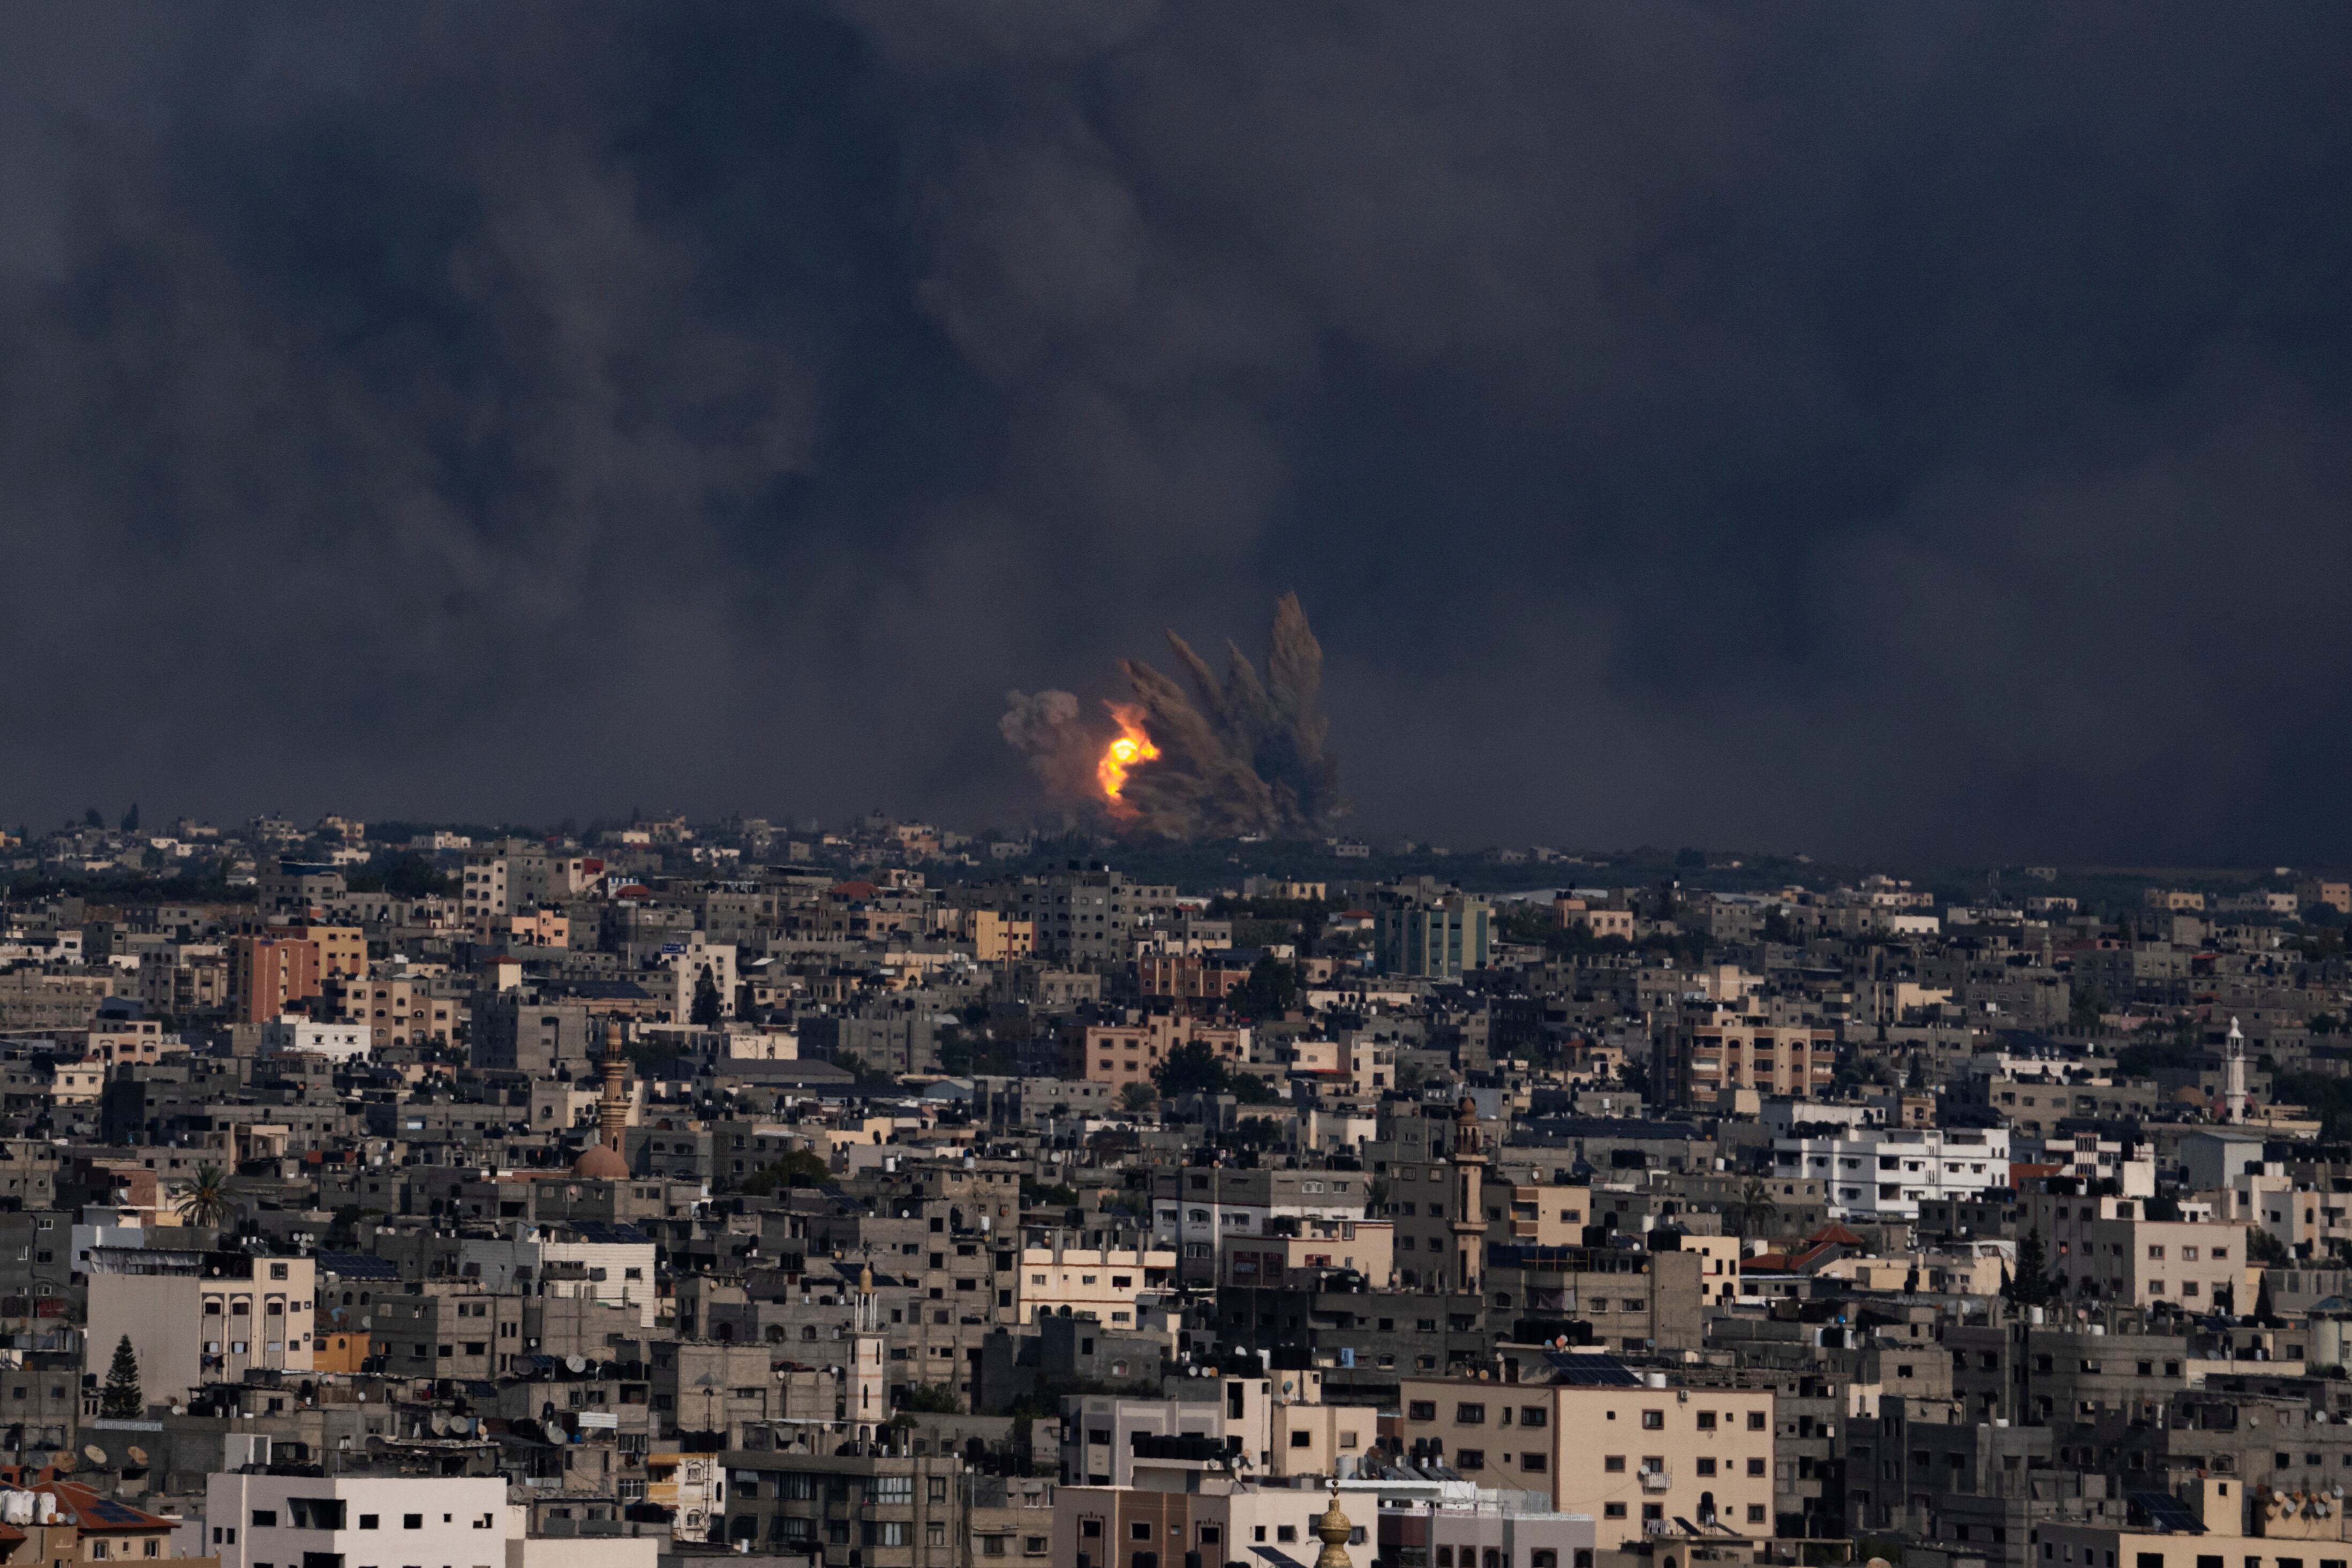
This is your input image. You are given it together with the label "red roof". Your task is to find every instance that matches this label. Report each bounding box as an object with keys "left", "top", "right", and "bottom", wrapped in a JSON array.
[
  {"left": 831, "top": 880, "right": 880, "bottom": 900},
  {"left": 43, "top": 1482, "right": 173, "bottom": 1532}
]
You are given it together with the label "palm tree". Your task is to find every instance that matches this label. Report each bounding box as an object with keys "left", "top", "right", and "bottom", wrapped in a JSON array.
[
  {"left": 1731, "top": 1177, "right": 1780, "bottom": 1240},
  {"left": 173, "top": 1163, "right": 233, "bottom": 1228}
]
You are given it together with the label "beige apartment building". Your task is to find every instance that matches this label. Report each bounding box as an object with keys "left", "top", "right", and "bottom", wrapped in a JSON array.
[
  {"left": 970, "top": 911, "right": 1034, "bottom": 963},
  {"left": 2021, "top": 1191, "right": 2250, "bottom": 1308},
  {"left": 1017, "top": 1236, "right": 1176, "bottom": 1326},
  {"left": 85, "top": 1246, "right": 316, "bottom": 1405},
  {"left": 1653, "top": 1006, "right": 1835, "bottom": 1107},
  {"left": 1216, "top": 1217, "right": 1393, "bottom": 1287},
  {"left": 286, "top": 922, "right": 366, "bottom": 979},
  {"left": 1064, "top": 1014, "right": 1248, "bottom": 1091},
  {"left": 1399, "top": 1373, "right": 1774, "bottom": 1544},
  {"left": 1483, "top": 1177, "right": 1593, "bottom": 1249},
  {"left": 1050, "top": 1484, "right": 1343, "bottom": 1568},
  {"left": 335, "top": 973, "right": 459, "bottom": 1051}
]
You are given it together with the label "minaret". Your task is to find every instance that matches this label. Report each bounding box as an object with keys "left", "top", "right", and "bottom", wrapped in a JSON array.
[
  {"left": 1311, "top": 1482, "right": 1355, "bottom": 1568},
  {"left": 599, "top": 1022, "right": 631, "bottom": 1152},
  {"left": 1450, "top": 1097, "right": 1487, "bottom": 1296},
  {"left": 2224, "top": 1017, "right": 2248, "bottom": 1125},
  {"left": 849, "top": 1262, "right": 886, "bottom": 1443},
  {"left": 571, "top": 1021, "right": 634, "bottom": 1179}
]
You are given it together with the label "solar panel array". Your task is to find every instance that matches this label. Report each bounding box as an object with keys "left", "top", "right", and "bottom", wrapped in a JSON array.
[
  {"left": 2129, "top": 1491, "right": 2206, "bottom": 1534},
  {"left": 1546, "top": 1352, "right": 1642, "bottom": 1385}
]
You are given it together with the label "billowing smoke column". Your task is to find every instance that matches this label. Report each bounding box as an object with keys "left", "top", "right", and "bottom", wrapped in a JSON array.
[{"left": 1001, "top": 593, "right": 1346, "bottom": 839}]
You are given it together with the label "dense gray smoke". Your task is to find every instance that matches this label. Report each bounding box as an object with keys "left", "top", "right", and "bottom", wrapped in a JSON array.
[
  {"left": 998, "top": 689, "right": 1097, "bottom": 805},
  {"left": 1002, "top": 593, "right": 1346, "bottom": 840}
]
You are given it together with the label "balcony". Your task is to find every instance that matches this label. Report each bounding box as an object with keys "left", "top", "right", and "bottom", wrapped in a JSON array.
[{"left": 1639, "top": 1468, "right": 1671, "bottom": 1491}]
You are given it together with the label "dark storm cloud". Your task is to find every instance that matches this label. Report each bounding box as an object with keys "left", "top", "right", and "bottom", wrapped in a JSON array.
[{"left": 2, "top": 3, "right": 2350, "bottom": 862}]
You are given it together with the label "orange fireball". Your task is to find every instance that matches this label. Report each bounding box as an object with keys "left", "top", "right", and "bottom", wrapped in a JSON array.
[{"left": 1097, "top": 706, "right": 1160, "bottom": 813}]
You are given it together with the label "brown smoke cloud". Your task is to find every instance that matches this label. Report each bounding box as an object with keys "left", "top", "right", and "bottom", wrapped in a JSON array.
[{"left": 1002, "top": 593, "right": 1346, "bottom": 839}]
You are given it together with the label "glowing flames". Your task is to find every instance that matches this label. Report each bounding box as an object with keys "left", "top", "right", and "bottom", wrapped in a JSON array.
[{"left": 1096, "top": 706, "right": 1160, "bottom": 813}]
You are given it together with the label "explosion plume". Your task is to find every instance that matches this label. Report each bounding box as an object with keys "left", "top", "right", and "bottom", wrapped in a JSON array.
[{"left": 1002, "top": 593, "right": 1346, "bottom": 839}]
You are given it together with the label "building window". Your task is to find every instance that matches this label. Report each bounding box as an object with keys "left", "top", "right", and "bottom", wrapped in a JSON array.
[{"left": 1642, "top": 1411, "right": 1664, "bottom": 1430}]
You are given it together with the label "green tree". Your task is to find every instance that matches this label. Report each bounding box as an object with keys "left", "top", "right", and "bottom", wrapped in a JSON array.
[
  {"left": 100, "top": 1335, "right": 142, "bottom": 1419},
  {"left": 1119, "top": 1081, "right": 1158, "bottom": 1115},
  {"left": 119, "top": 804, "right": 139, "bottom": 834},
  {"left": 172, "top": 1163, "right": 233, "bottom": 1228},
  {"left": 1228, "top": 958, "right": 1298, "bottom": 1019},
  {"left": 1151, "top": 1041, "right": 1232, "bottom": 1098},
  {"left": 836, "top": 1053, "right": 901, "bottom": 1093},
  {"left": 82, "top": 808, "right": 102, "bottom": 829},
  {"left": 690, "top": 964, "right": 723, "bottom": 1027},
  {"left": 740, "top": 1149, "right": 834, "bottom": 1194},
  {"left": 1227, "top": 1070, "right": 1282, "bottom": 1105},
  {"left": 1730, "top": 1178, "right": 1780, "bottom": 1240}
]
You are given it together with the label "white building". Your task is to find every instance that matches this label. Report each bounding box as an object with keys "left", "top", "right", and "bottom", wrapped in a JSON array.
[
  {"left": 203, "top": 1470, "right": 653, "bottom": 1568},
  {"left": 207, "top": 1474, "right": 506, "bottom": 1568},
  {"left": 457, "top": 1222, "right": 660, "bottom": 1325},
  {"left": 1773, "top": 1126, "right": 2011, "bottom": 1221},
  {"left": 261, "top": 1016, "right": 372, "bottom": 1062}
]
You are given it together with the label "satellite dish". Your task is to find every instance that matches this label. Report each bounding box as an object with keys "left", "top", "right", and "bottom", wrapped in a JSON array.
[
  {"left": 428, "top": 1415, "right": 449, "bottom": 1436},
  {"left": 48, "top": 1451, "right": 72, "bottom": 1473},
  {"left": 82, "top": 1445, "right": 106, "bottom": 1467},
  {"left": 125, "top": 1446, "right": 148, "bottom": 1467},
  {"left": 566, "top": 1354, "right": 587, "bottom": 1374},
  {"left": 449, "top": 1416, "right": 472, "bottom": 1435}
]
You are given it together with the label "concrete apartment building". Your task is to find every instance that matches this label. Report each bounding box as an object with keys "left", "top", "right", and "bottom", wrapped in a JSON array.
[
  {"left": 1149, "top": 1167, "right": 1374, "bottom": 1286},
  {"left": 227, "top": 934, "right": 319, "bottom": 1024},
  {"left": 334, "top": 973, "right": 460, "bottom": 1052},
  {"left": 461, "top": 841, "right": 593, "bottom": 921},
  {"left": 1061, "top": 1371, "right": 1373, "bottom": 1487},
  {"left": 1064, "top": 1014, "right": 1249, "bottom": 1092},
  {"left": 1017, "top": 1234, "right": 1177, "bottom": 1325},
  {"left": 2018, "top": 1190, "right": 2249, "bottom": 1309},
  {"left": 1375, "top": 884, "right": 1494, "bottom": 978},
  {"left": 1049, "top": 1482, "right": 1362, "bottom": 1568},
  {"left": 205, "top": 1474, "right": 508, "bottom": 1568},
  {"left": 459, "top": 1221, "right": 660, "bottom": 1325},
  {"left": 369, "top": 1286, "right": 526, "bottom": 1378},
  {"left": 1399, "top": 1368, "right": 1775, "bottom": 1546},
  {"left": 1216, "top": 1216, "right": 1392, "bottom": 1289},
  {"left": 1484, "top": 1244, "right": 1707, "bottom": 1353},
  {"left": 84, "top": 1246, "right": 316, "bottom": 1404},
  {"left": 715, "top": 1449, "right": 964, "bottom": 1565},
  {"left": 1004, "top": 865, "right": 1179, "bottom": 969},
  {"left": 1653, "top": 1004, "right": 1837, "bottom": 1106},
  {"left": 1772, "top": 1127, "right": 2012, "bottom": 1222}
]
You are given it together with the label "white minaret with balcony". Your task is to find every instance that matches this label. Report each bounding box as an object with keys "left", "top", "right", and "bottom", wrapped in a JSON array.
[{"left": 2224, "top": 1016, "right": 2248, "bottom": 1124}]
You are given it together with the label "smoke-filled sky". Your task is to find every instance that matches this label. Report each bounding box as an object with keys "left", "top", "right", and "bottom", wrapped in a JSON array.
[{"left": 4, "top": 5, "right": 2352, "bottom": 863}]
